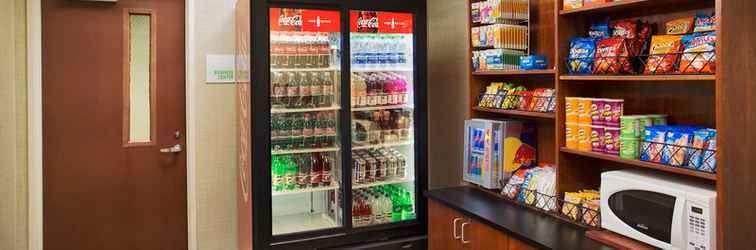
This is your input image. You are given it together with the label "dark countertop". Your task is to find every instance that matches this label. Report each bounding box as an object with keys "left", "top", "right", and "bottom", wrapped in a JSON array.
[{"left": 425, "top": 186, "right": 615, "bottom": 250}]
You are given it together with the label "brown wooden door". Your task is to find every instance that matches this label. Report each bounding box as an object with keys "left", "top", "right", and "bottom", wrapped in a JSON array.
[
  {"left": 464, "top": 220, "right": 509, "bottom": 250},
  {"left": 42, "top": 1, "right": 187, "bottom": 250},
  {"left": 428, "top": 200, "right": 466, "bottom": 250}
]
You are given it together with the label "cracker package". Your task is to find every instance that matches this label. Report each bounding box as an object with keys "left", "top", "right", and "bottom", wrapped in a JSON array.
[
  {"left": 666, "top": 17, "right": 695, "bottom": 35},
  {"left": 693, "top": 13, "right": 716, "bottom": 32},
  {"left": 567, "top": 37, "right": 596, "bottom": 74},
  {"left": 594, "top": 37, "right": 633, "bottom": 74},
  {"left": 680, "top": 31, "right": 716, "bottom": 74},
  {"left": 644, "top": 35, "right": 683, "bottom": 74}
]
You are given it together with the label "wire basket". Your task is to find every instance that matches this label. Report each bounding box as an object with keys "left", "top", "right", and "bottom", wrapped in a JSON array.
[
  {"left": 639, "top": 140, "right": 717, "bottom": 173},
  {"left": 560, "top": 199, "right": 601, "bottom": 228},
  {"left": 478, "top": 93, "right": 556, "bottom": 113},
  {"left": 567, "top": 51, "right": 715, "bottom": 75},
  {"left": 499, "top": 181, "right": 602, "bottom": 229}
]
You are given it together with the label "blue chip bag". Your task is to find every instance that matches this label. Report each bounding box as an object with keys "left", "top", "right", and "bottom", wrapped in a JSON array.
[
  {"left": 641, "top": 126, "right": 666, "bottom": 163},
  {"left": 664, "top": 127, "right": 695, "bottom": 166},
  {"left": 567, "top": 37, "right": 596, "bottom": 74},
  {"left": 589, "top": 19, "right": 610, "bottom": 39}
]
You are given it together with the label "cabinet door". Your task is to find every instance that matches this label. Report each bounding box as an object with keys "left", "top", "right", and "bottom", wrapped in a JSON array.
[
  {"left": 428, "top": 200, "right": 465, "bottom": 250},
  {"left": 463, "top": 220, "right": 509, "bottom": 250}
]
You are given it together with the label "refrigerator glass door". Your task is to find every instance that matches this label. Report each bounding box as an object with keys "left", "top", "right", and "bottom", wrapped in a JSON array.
[
  {"left": 269, "top": 7, "right": 343, "bottom": 235},
  {"left": 348, "top": 10, "right": 417, "bottom": 228}
]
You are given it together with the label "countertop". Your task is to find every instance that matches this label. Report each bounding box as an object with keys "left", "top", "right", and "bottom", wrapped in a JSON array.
[{"left": 425, "top": 186, "right": 615, "bottom": 250}]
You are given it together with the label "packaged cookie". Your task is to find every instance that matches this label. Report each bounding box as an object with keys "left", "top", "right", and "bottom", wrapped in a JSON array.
[
  {"left": 567, "top": 38, "right": 596, "bottom": 74},
  {"left": 680, "top": 31, "right": 716, "bottom": 74},
  {"left": 666, "top": 17, "right": 695, "bottom": 35},
  {"left": 644, "top": 35, "right": 684, "bottom": 74}
]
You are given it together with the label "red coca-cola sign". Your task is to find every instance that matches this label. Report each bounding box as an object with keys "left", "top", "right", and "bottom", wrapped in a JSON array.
[
  {"left": 270, "top": 8, "right": 340, "bottom": 33},
  {"left": 350, "top": 11, "right": 413, "bottom": 34}
]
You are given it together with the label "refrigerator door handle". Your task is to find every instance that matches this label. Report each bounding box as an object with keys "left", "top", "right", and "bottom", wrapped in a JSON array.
[{"left": 452, "top": 217, "right": 463, "bottom": 240}]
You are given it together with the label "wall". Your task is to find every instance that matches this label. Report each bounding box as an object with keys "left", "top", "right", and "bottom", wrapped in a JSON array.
[
  {"left": 191, "top": 0, "right": 240, "bottom": 249},
  {"left": 427, "top": 0, "right": 469, "bottom": 189},
  {"left": 0, "top": 0, "right": 28, "bottom": 249}
]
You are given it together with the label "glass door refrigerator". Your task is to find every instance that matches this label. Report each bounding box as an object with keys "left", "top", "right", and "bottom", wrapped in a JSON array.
[{"left": 242, "top": 1, "right": 427, "bottom": 250}]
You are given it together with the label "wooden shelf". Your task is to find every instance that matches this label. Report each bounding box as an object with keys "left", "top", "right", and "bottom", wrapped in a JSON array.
[
  {"left": 560, "top": 147, "right": 717, "bottom": 181},
  {"left": 559, "top": 0, "right": 714, "bottom": 16},
  {"left": 560, "top": 74, "right": 715, "bottom": 81},
  {"left": 472, "top": 107, "right": 555, "bottom": 119},
  {"left": 472, "top": 69, "right": 556, "bottom": 76}
]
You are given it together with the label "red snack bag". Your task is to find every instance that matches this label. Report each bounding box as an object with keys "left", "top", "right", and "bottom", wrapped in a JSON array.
[
  {"left": 611, "top": 20, "right": 638, "bottom": 39},
  {"left": 644, "top": 35, "right": 683, "bottom": 74},
  {"left": 594, "top": 37, "right": 633, "bottom": 74},
  {"left": 518, "top": 90, "right": 533, "bottom": 111},
  {"left": 530, "top": 88, "right": 545, "bottom": 111}
]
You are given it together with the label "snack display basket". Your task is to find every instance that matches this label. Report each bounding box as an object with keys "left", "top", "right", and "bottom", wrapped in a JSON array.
[
  {"left": 478, "top": 93, "right": 556, "bottom": 113},
  {"left": 499, "top": 182, "right": 602, "bottom": 229},
  {"left": 567, "top": 50, "right": 716, "bottom": 75},
  {"left": 639, "top": 140, "right": 718, "bottom": 173}
]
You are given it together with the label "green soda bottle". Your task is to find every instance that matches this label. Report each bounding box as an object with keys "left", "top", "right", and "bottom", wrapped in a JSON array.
[
  {"left": 284, "top": 155, "right": 298, "bottom": 190},
  {"left": 271, "top": 156, "right": 283, "bottom": 192},
  {"left": 401, "top": 191, "right": 416, "bottom": 220},
  {"left": 390, "top": 189, "right": 402, "bottom": 222}
]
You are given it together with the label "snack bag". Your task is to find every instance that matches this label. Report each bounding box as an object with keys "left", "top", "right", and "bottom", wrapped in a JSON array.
[
  {"left": 693, "top": 13, "right": 717, "bottom": 32},
  {"left": 564, "top": 0, "right": 583, "bottom": 10},
  {"left": 680, "top": 32, "right": 716, "bottom": 74},
  {"left": 690, "top": 129, "right": 711, "bottom": 170},
  {"left": 502, "top": 168, "right": 528, "bottom": 199},
  {"left": 666, "top": 17, "right": 695, "bottom": 35},
  {"left": 701, "top": 129, "right": 717, "bottom": 172},
  {"left": 644, "top": 35, "right": 683, "bottom": 74},
  {"left": 641, "top": 126, "right": 666, "bottom": 163},
  {"left": 611, "top": 20, "right": 638, "bottom": 39},
  {"left": 545, "top": 89, "right": 557, "bottom": 112},
  {"left": 562, "top": 192, "right": 582, "bottom": 220},
  {"left": 594, "top": 37, "right": 633, "bottom": 74},
  {"left": 518, "top": 90, "right": 533, "bottom": 111},
  {"left": 663, "top": 128, "right": 694, "bottom": 166},
  {"left": 567, "top": 37, "right": 596, "bottom": 74},
  {"left": 589, "top": 19, "right": 610, "bottom": 39}
]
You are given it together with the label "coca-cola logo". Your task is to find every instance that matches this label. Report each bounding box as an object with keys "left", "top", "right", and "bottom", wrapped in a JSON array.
[
  {"left": 279, "top": 15, "right": 302, "bottom": 27},
  {"left": 357, "top": 16, "right": 379, "bottom": 29}
]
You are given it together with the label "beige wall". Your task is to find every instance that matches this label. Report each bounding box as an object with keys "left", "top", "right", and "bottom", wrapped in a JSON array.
[
  {"left": 427, "top": 0, "right": 469, "bottom": 189},
  {"left": 0, "top": 0, "right": 28, "bottom": 249},
  {"left": 192, "top": 0, "right": 240, "bottom": 249}
]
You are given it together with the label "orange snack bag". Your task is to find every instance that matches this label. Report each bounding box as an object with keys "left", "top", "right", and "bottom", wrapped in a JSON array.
[
  {"left": 644, "top": 35, "right": 683, "bottom": 74},
  {"left": 665, "top": 17, "right": 695, "bottom": 35}
]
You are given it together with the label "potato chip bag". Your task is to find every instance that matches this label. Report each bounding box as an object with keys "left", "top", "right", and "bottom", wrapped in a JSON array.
[
  {"left": 594, "top": 37, "right": 633, "bottom": 74},
  {"left": 611, "top": 20, "right": 638, "bottom": 39},
  {"left": 567, "top": 37, "right": 596, "bottom": 74},
  {"left": 680, "top": 31, "right": 716, "bottom": 74},
  {"left": 693, "top": 13, "right": 716, "bottom": 32},
  {"left": 666, "top": 17, "right": 694, "bottom": 35},
  {"left": 589, "top": 19, "right": 610, "bottom": 39},
  {"left": 644, "top": 35, "right": 683, "bottom": 74}
]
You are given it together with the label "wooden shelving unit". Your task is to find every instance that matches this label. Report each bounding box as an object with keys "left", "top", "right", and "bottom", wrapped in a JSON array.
[{"left": 466, "top": 0, "right": 729, "bottom": 248}]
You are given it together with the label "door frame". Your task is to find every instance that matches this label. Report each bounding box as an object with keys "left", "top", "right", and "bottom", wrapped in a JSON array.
[{"left": 26, "top": 0, "right": 199, "bottom": 249}]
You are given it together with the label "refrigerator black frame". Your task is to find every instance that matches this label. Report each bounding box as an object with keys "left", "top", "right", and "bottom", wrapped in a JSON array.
[{"left": 251, "top": 1, "right": 428, "bottom": 249}]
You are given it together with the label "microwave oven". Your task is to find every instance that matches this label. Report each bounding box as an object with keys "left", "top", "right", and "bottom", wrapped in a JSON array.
[{"left": 601, "top": 170, "right": 716, "bottom": 250}]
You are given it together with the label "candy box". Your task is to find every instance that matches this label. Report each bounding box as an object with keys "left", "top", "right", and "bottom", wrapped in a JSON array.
[
  {"left": 604, "top": 127, "right": 621, "bottom": 155},
  {"left": 471, "top": 2, "right": 482, "bottom": 24},
  {"left": 590, "top": 99, "right": 605, "bottom": 126},
  {"left": 563, "top": 0, "right": 583, "bottom": 10},
  {"left": 590, "top": 125, "right": 605, "bottom": 153}
]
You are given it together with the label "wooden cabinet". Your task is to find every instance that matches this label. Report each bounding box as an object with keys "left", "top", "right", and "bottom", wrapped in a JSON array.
[{"left": 428, "top": 199, "right": 536, "bottom": 250}]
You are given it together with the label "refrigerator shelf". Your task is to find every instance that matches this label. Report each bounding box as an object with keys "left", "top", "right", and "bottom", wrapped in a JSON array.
[
  {"left": 272, "top": 212, "right": 339, "bottom": 236},
  {"left": 272, "top": 181, "right": 341, "bottom": 197},
  {"left": 271, "top": 146, "right": 340, "bottom": 155},
  {"left": 353, "top": 178, "right": 414, "bottom": 189},
  {"left": 271, "top": 67, "right": 340, "bottom": 72},
  {"left": 352, "top": 141, "right": 413, "bottom": 150},
  {"left": 271, "top": 106, "right": 341, "bottom": 114},
  {"left": 351, "top": 67, "right": 414, "bottom": 73},
  {"left": 350, "top": 104, "right": 414, "bottom": 112}
]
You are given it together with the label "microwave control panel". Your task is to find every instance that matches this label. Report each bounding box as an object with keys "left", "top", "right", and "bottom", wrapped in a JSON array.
[{"left": 686, "top": 203, "right": 711, "bottom": 250}]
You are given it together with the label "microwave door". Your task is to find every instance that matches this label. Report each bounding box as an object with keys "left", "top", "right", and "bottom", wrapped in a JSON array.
[{"left": 608, "top": 190, "right": 677, "bottom": 244}]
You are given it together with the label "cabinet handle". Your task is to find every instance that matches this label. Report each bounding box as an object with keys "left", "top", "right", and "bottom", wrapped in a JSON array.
[
  {"left": 452, "top": 217, "right": 463, "bottom": 239},
  {"left": 461, "top": 222, "right": 470, "bottom": 244}
]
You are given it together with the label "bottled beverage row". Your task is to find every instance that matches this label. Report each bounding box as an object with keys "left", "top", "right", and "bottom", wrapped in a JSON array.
[
  {"left": 271, "top": 152, "right": 335, "bottom": 192},
  {"left": 351, "top": 185, "right": 416, "bottom": 227},
  {"left": 352, "top": 148, "right": 408, "bottom": 185},
  {"left": 352, "top": 110, "right": 413, "bottom": 145},
  {"left": 351, "top": 72, "right": 410, "bottom": 107},
  {"left": 271, "top": 71, "right": 337, "bottom": 109},
  {"left": 351, "top": 34, "right": 410, "bottom": 68},
  {"left": 272, "top": 111, "right": 338, "bottom": 151},
  {"left": 270, "top": 31, "right": 334, "bottom": 69}
]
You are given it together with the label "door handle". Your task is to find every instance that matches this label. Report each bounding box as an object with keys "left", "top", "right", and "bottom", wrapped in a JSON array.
[
  {"left": 460, "top": 222, "right": 470, "bottom": 244},
  {"left": 452, "top": 217, "right": 463, "bottom": 239},
  {"left": 160, "top": 144, "right": 182, "bottom": 153}
]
